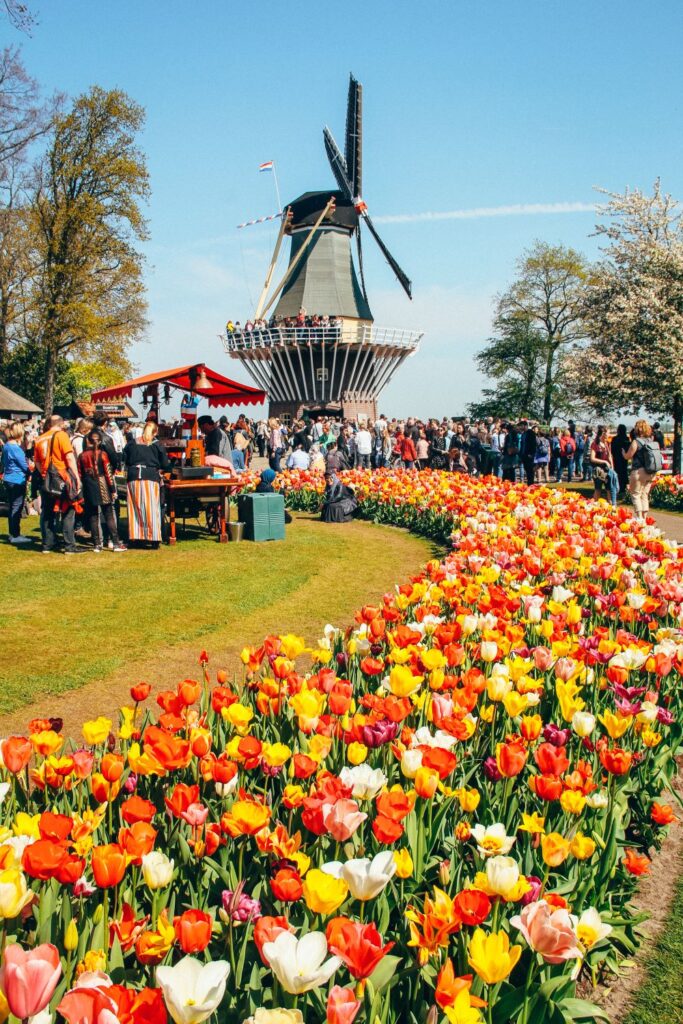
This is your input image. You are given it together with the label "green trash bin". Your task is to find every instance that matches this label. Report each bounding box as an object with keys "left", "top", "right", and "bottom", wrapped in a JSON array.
[{"left": 237, "top": 492, "right": 286, "bottom": 541}]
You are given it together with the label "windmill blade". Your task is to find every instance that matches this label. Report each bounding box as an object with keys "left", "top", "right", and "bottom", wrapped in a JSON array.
[
  {"left": 345, "top": 75, "right": 363, "bottom": 199},
  {"left": 362, "top": 212, "right": 413, "bottom": 299},
  {"left": 323, "top": 126, "right": 353, "bottom": 199},
  {"left": 356, "top": 227, "right": 368, "bottom": 302}
]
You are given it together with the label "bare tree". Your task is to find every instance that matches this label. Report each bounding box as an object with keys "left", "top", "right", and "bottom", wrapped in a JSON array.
[{"left": 1, "top": 1, "right": 37, "bottom": 34}]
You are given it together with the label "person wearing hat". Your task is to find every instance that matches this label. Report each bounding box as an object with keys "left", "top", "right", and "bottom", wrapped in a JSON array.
[{"left": 254, "top": 468, "right": 291, "bottom": 523}]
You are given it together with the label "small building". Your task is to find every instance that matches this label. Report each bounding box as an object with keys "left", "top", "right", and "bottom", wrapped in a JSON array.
[{"left": 0, "top": 383, "right": 42, "bottom": 420}]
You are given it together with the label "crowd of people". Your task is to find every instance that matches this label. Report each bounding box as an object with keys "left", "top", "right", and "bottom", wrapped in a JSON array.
[
  {"left": 226, "top": 310, "right": 344, "bottom": 344},
  {"left": 0, "top": 407, "right": 669, "bottom": 552}
]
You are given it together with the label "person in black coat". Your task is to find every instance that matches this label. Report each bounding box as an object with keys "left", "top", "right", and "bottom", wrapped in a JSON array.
[{"left": 123, "top": 422, "right": 170, "bottom": 546}]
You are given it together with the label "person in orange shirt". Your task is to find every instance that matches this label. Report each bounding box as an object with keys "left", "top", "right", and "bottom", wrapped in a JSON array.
[{"left": 33, "top": 415, "right": 82, "bottom": 554}]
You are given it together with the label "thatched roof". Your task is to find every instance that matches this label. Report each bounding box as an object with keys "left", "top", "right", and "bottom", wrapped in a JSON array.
[{"left": 0, "top": 383, "right": 42, "bottom": 415}]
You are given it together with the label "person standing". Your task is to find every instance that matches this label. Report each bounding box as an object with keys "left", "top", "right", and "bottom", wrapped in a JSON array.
[
  {"left": 2, "top": 422, "right": 30, "bottom": 544},
  {"left": 624, "top": 420, "right": 662, "bottom": 522},
  {"left": 415, "top": 429, "right": 430, "bottom": 470},
  {"left": 534, "top": 430, "right": 550, "bottom": 483},
  {"left": 501, "top": 424, "right": 520, "bottom": 483},
  {"left": 77, "top": 429, "right": 126, "bottom": 552},
  {"left": 520, "top": 422, "right": 537, "bottom": 486},
  {"left": 355, "top": 423, "right": 372, "bottom": 469},
  {"left": 399, "top": 431, "right": 417, "bottom": 469},
  {"left": 557, "top": 430, "right": 576, "bottom": 483},
  {"left": 610, "top": 424, "right": 630, "bottom": 495},
  {"left": 267, "top": 417, "right": 285, "bottom": 472},
  {"left": 589, "top": 425, "right": 618, "bottom": 507},
  {"left": 33, "top": 415, "right": 83, "bottom": 555},
  {"left": 123, "top": 422, "right": 170, "bottom": 547}
]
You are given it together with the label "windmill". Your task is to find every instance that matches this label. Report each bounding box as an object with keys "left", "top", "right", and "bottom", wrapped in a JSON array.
[{"left": 224, "top": 75, "right": 423, "bottom": 424}]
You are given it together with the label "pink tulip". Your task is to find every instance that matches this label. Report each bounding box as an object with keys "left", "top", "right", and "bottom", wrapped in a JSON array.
[
  {"left": 554, "top": 658, "right": 576, "bottom": 682},
  {"left": 0, "top": 942, "right": 62, "bottom": 1020},
  {"left": 327, "top": 984, "right": 361, "bottom": 1024},
  {"left": 532, "top": 646, "right": 554, "bottom": 671},
  {"left": 510, "top": 899, "right": 582, "bottom": 964},
  {"left": 323, "top": 799, "right": 367, "bottom": 841},
  {"left": 180, "top": 802, "right": 209, "bottom": 827}
]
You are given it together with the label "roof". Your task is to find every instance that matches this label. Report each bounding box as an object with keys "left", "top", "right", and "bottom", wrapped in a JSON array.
[
  {"left": 287, "top": 191, "right": 359, "bottom": 232},
  {"left": 91, "top": 364, "right": 266, "bottom": 409},
  {"left": 0, "top": 383, "right": 42, "bottom": 414}
]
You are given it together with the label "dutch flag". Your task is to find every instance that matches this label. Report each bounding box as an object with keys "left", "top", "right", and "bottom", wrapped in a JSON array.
[{"left": 258, "top": 161, "right": 274, "bottom": 172}]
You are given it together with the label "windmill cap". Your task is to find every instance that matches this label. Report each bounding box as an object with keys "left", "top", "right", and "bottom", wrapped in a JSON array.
[{"left": 286, "top": 191, "right": 359, "bottom": 231}]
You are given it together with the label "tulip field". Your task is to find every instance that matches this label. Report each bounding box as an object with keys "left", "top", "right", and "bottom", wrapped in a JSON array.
[
  {"left": 1, "top": 469, "right": 682, "bottom": 1024},
  {"left": 651, "top": 475, "right": 683, "bottom": 513}
]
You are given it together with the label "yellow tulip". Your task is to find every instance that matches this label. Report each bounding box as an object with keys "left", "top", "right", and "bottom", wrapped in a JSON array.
[
  {"left": 388, "top": 664, "right": 424, "bottom": 698},
  {"left": 518, "top": 812, "right": 545, "bottom": 835},
  {"left": 502, "top": 691, "right": 528, "bottom": 718},
  {"left": 560, "top": 790, "right": 586, "bottom": 815},
  {"left": 0, "top": 868, "right": 33, "bottom": 918},
  {"left": 118, "top": 706, "right": 136, "bottom": 740},
  {"left": 467, "top": 928, "right": 521, "bottom": 984},
  {"left": 278, "top": 634, "right": 307, "bottom": 659},
  {"left": 64, "top": 918, "right": 79, "bottom": 951},
  {"left": 444, "top": 989, "right": 484, "bottom": 1024},
  {"left": 455, "top": 787, "right": 481, "bottom": 813},
  {"left": 222, "top": 703, "right": 254, "bottom": 734},
  {"left": 598, "top": 709, "right": 632, "bottom": 740},
  {"left": 393, "top": 849, "right": 414, "bottom": 879},
  {"left": 262, "top": 743, "right": 291, "bottom": 768},
  {"left": 347, "top": 742, "right": 368, "bottom": 765},
  {"left": 82, "top": 717, "right": 112, "bottom": 746},
  {"left": 421, "top": 648, "right": 447, "bottom": 672},
  {"left": 570, "top": 832, "right": 596, "bottom": 860},
  {"left": 12, "top": 812, "right": 40, "bottom": 838},
  {"left": 302, "top": 869, "right": 348, "bottom": 916}
]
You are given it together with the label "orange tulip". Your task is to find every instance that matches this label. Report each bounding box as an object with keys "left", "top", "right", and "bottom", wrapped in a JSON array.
[
  {"left": 651, "top": 802, "right": 676, "bottom": 826},
  {"left": 270, "top": 867, "right": 304, "bottom": 902},
  {"left": 2, "top": 736, "right": 32, "bottom": 774},
  {"left": 622, "top": 848, "right": 650, "bottom": 876},
  {"left": 435, "top": 960, "right": 487, "bottom": 1010},
  {"left": 414, "top": 766, "right": 440, "bottom": 799},
  {"left": 326, "top": 916, "right": 394, "bottom": 979},
  {"left": 38, "top": 812, "right": 72, "bottom": 842},
  {"left": 91, "top": 843, "right": 127, "bottom": 888},
  {"left": 174, "top": 908, "right": 212, "bottom": 952},
  {"left": 121, "top": 796, "right": 157, "bottom": 825},
  {"left": 23, "top": 839, "right": 69, "bottom": 881},
  {"left": 142, "top": 726, "right": 191, "bottom": 771},
  {"left": 599, "top": 747, "right": 633, "bottom": 776},
  {"left": 130, "top": 682, "right": 151, "bottom": 702},
  {"left": 164, "top": 783, "right": 200, "bottom": 819},
  {"left": 118, "top": 822, "right": 157, "bottom": 865},
  {"left": 496, "top": 739, "right": 528, "bottom": 777}
]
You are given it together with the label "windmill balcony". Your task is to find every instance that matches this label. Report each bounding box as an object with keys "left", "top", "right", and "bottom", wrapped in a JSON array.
[{"left": 222, "top": 323, "right": 423, "bottom": 353}]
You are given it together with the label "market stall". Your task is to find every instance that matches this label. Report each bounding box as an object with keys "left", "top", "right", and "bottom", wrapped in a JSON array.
[{"left": 93, "top": 363, "right": 266, "bottom": 542}]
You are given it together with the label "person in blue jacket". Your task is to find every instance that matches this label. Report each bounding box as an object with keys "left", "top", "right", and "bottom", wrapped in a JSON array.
[{"left": 1, "top": 422, "right": 31, "bottom": 544}]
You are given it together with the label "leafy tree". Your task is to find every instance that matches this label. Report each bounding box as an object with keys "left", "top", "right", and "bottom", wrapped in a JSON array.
[
  {"left": 496, "top": 241, "right": 590, "bottom": 421},
  {"left": 568, "top": 181, "right": 683, "bottom": 471},
  {"left": 2, "top": 339, "right": 76, "bottom": 407},
  {"left": 468, "top": 315, "right": 548, "bottom": 421},
  {"left": 25, "top": 86, "right": 148, "bottom": 412}
]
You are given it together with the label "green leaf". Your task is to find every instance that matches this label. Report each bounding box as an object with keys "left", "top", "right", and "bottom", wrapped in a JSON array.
[
  {"left": 559, "top": 997, "right": 611, "bottom": 1021},
  {"left": 368, "top": 954, "right": 402, "bottom": 993}
]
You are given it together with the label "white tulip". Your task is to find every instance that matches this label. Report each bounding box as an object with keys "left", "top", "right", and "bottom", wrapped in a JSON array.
[
  {"left": 471, "top": 823, "right": 516, "bottom": 857},
  {"left": 325, "top": 850, "right": 396, "bottom": 901},
  {"left": 243, "top": 1011, "right": 304, "bottom": 1024},
  {"left": 339, "top": 764, "right": 387, "bottom": 800},
  {"left": 157, "top": 956, "right": 230, "bottom": 1024},
  {"left": 485, "top": 855, "right": 523, "bottom": 899},
  {"left": 262, "top": 931, "right": 341, "bottom": 994},
  {"left": 586, "top": 791, "right": 609, "bottom": 810},
  {"left": 571, "top": 711, "right": 596, "bottom": 737},
  {"left": 142, "top": 851, "right": 174, "bottom": 890},
  {"left": 400, "top": 749, "right": 423, "bottom": 779},
  {"left": 576, "top": 908, "right": 612, "bottom": 949}
]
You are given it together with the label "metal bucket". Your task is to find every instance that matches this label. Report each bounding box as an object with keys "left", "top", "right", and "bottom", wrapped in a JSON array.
[{"left": 228, "top": 521, "right": 245, "bottom": 543}]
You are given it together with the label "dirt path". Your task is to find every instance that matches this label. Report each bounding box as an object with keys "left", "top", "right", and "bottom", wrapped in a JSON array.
[{"left": 589, "top": 768, "right": 683, "bottom": 1023}]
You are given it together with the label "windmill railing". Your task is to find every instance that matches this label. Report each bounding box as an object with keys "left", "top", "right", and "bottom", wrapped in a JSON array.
[{"left": 222, "top": 324, "right": 423, "bottom": 353}]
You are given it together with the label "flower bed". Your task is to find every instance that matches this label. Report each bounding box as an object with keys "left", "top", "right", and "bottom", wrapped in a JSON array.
[
  {"left": 0, "top": 471, "right": 681, "bottom": 1024},
  {"left": 651, "top": 474, "right": 683, "bottom": 513}
]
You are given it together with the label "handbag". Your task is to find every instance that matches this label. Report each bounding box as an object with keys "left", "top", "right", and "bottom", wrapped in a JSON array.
[
  {"left": 593, "top": 465, "right": 607, "bottom": 483},
  {"left": 42, "top": 433, "right": 66, "bottom": 498}
]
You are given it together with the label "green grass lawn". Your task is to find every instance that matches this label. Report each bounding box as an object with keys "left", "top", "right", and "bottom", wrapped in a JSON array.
[{"left": 0, "top": 512, "right": 435, "bottom": 722}]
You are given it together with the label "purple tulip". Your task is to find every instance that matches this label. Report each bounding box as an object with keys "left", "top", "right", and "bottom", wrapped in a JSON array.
[
  {"left": 362, "top": 719, "right": 398, "bottom": 749},
  {"left": 222, "top": 889, "right": 262, "bottom": 923},
  {"left": 483, "top": 756, "right": 502, "bottom": 782},
  {"left": 542, "top": 724, "right": 571, "bottom": 747}
]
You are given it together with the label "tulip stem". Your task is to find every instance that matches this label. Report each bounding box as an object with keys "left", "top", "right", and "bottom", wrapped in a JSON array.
[{"left": 102, "top": 887, "right": 109, "bottom": 967}]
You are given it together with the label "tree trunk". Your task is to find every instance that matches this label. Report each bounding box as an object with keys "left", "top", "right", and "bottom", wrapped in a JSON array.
[
  {"left": 543, "top": 345, "right": 555, "bottom": 422},
  {"left": 673, "top": 393, "right": 682, "bottom": 476},
  {"left": 43, "top": 342, "right": 57, "bottom": 416}
]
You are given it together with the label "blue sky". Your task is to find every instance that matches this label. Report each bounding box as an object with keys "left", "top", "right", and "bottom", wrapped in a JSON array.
[{"left": 9, "top": 0, "right": 683, "bottom": 418}]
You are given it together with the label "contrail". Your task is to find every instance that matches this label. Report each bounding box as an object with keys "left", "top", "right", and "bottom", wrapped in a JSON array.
[{"left": 373, "top": 201, "right": 595, "bottom": 225}]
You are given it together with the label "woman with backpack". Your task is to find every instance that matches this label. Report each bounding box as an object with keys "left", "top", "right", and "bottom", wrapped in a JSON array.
[
  {"left": 624, "top": 420, "right": 662, "bottom": 522},
  {"left": 534, "top": 430, "right": 551, "bottom": 483}
]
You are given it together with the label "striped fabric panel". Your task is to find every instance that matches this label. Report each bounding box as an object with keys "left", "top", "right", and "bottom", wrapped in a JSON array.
[{"left": 126, "top": 480, "right": 162, "bottom": 542}]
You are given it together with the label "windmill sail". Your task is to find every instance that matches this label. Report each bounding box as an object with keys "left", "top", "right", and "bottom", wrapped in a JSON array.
[
  {"left": 345, "top": 75, "right": 363, "bottom": 199},
  {"left": 323, "top": 127, "right": 353, "bottom": 198},
  {"left": 362, "top": 212, "right": 413, "bottom": 299}
]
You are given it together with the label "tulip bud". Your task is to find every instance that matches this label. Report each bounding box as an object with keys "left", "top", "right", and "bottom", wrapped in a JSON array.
[
  {"left": 426, "top": 1006, "right": 439, "bottom": 1024},
  {"left": 92, "top": 904, "right": 103, "bottom": 924},
  {"left": 64, "top": 918, "right": 78, "bottom": 951},
  {"left": 438, "top": 859, "right": 450, "bottom": 886},
  {"left": 142, "top": 851, "right": 174, "bottom": 890}
]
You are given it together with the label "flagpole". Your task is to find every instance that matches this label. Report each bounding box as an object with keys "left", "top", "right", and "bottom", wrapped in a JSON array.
[{"left": 271, "top": 161, "right": 282, "bottom": 215}]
